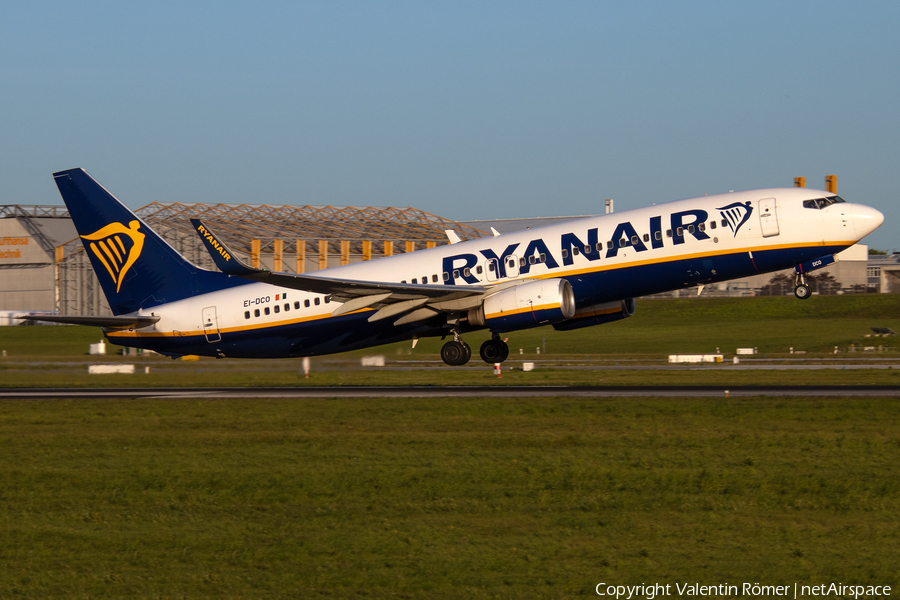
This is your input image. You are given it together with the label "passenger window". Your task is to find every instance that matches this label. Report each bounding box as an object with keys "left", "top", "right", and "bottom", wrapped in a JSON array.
[
  {"left": 619, "top": 238, "right": 627, "bottom": 247},
  {"left": 583, "top": 245, "right": 591, "bottom": 254},
  {"left": 631, "top": 235, "right": 639, "bottom": 245},
  {"left": 254, "top": 309, "right": 260, "bottom": 317},
  {"left": 561, "top": 249, "right": 569, "bottom": 258},
  {"left": 264, "top": 307, "right": 270, "bottom": 315},
  {"left": 325, "top": 297, "right": 331, "bottom": 304},
  {"left": 687, "top": 225, "right": 695, "bottom": 234},
  {"left": 519, "top": 258, "right": 526, "bottom": 267},
  {"left": 314, "top": 298, "right": 320, "bottom": 306},
  {"left": 721, "top": 219, "right": 727, "bottom": 227},
  {"left": 540, "top": 253, "right": 546, "bottom": 263},
  {"left": 654, "top": 231, "right": 662, "bottom": 240},
  {"left": 452, "top": 270, "right": 459, "bottom": 278},
  {"left": 489, "top": 261, "right": 496, "bottom": 271},
  {"left": 607, "top": 240, "right": 613, "bottom": 249},
  {"left": 698, "top": 223, "right": 705, "bottom": 232},
  {"left": 710, "top": 221, "right": 716, "bottom": 230},
  {"left": 643, "top": 233, "right": 649, "bottom": 242},
  {"left": 432, "top": 274, "right": 438, "bottom": 282},
  {"left": 423, "top": 275, "right": 428, "bottom": 282},
  {"left": 244, "top": 311, "right": 251, "bottom": 319},
  {"left": 573, "top": 247, "right": 580, "bottom": 256},
  {"left": 677, "top": 227, "right": 684, "bottom": 237},
  {"left": 476, "top": 266, "right": 483, "bottom": 274},
  {"left": 304, "top": 299, "right": 310, "bottom": 308},
  {"left": 464, "top": 267, "right": 471, "bottom": 277},
  {"left": 667, "top": 229, "right": 673, "bottom": 237},
  {"left": 294, "top": 301, "right": 300, "bottom": 309},
  {"left": 284, "top": 303, "right": 290, "bottom": 311},
  {"left": 528, "top": 256, "right": 536, "bottom": 264},
  {"left": 443, "top": 272, "right": 450, "bottom": 281},
  {"left": 412, "top": 278, "right": 418, "bottom": 284},
  {"left": 274, "top": 305, "right": 280, "bottom": 313}
]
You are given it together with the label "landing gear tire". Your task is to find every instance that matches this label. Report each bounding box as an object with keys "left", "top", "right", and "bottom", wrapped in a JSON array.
[
  {"left": 480, "top": 339, "right": 510, "bottom": 364},
  {"left": 461, "top": 341, "right": 472, "bottom": 364},
  {"left": 441, "top": 340, "right": 471, "bottom": 366},
  {"left": 794, "top": 284, "right": 811, "bottom": 300}
]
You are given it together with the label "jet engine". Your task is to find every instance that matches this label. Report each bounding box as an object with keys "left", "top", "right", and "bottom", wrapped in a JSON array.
[
  {"left": 467, "top": 278, "right": 575, "bottom": 332},
  {"left": 552, "top": 298, "right": 635, "bottom": 331}
]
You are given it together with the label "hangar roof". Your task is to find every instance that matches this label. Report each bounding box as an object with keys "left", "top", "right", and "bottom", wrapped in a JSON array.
[{"left": 135, "top": 202, "right": 488, "bottom": 253}]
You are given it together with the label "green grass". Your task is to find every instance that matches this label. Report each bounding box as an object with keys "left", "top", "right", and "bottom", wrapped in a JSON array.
[
  {"left": 1, "top": 395, "right": 899, "bottom": 598},
  {"left": 2, "top": 296, "right": 900, "bottom": 388},
  {"left": 5, "top": 361, "right": 900, "bottom": 389},
  {"left": 3, "top": 296, "right": 900, "bottom": 359}
]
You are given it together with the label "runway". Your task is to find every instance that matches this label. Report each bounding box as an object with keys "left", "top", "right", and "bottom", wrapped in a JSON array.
[{"left": 3, "top": 385, "right": 900, "bottom": 399}]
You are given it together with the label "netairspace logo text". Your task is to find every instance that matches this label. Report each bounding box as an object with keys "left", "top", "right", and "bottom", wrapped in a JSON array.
[{"left": 595, "top": 583, "right": 892, "bottom": 599}]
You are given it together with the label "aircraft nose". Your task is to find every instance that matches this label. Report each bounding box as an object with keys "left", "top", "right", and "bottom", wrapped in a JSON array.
[{"left": 852, "top": 204, "right": 885, "bottom": 240}]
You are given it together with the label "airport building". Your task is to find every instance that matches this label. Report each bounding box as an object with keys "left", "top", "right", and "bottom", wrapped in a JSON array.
[{"left": 0, "top": 205, "right": 76, "bottom": 313}]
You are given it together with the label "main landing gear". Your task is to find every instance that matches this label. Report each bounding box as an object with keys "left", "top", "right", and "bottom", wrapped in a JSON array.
[
  {"left": 440, "top": 339, "right": 471, "bottom": 366},
  {"left": 794, "top": 273, "right": 811, "bottom": 300},
  {"left": 440, "top": 332, "right": 509, "bottom": 366},
  {"left": 479, "top": 334, "right": 510, "bottom": 364}
]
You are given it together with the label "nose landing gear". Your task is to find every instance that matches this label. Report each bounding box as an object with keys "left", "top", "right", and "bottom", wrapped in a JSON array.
[{"left": 794, "top": 273, "right": 811, "bottom": 300}]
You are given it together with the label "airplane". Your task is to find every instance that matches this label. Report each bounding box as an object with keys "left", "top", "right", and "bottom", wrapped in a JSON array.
[{"left": 22, "top": 168, "right": 884, "bottom": 365}]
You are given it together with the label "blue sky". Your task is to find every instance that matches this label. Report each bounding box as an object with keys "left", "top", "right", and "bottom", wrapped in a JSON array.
[{"left": 2, "top": 1, "right": 898, "bottom": 249}]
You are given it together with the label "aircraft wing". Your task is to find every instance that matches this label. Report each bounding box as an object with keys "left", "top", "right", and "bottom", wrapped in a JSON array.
[
  {"left": 191, "top": 219, "right": 493, "bottom": 322},
  {"left": 18, "top": 315, "right": 160, "bottom": 329}
]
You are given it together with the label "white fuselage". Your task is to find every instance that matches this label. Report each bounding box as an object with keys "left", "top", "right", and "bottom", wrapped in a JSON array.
[{"left": 107, "top": 187, "right": 883, "bottom": 357}]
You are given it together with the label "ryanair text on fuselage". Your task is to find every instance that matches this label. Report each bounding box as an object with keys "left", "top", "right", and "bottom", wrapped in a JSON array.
[{"left": 443, "top": 204, "right": 751, "bottom": 284}]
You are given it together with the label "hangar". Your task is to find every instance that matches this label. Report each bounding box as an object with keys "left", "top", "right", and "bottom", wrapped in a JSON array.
[{"left": 0, "top": 203, "right": 486, "bottom": 317}]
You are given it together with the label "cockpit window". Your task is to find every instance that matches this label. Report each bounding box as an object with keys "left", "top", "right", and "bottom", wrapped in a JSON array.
[{"left": 803, "top": 195, "right": 846, "bottom": 209}]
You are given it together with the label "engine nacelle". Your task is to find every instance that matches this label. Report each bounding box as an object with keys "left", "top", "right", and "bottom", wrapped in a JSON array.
[
  {"left": 552, "top": 298, "right": 635, "bottom": 331},
  {"left": 468, "top": 279, "right": 576, "bottom": 332}
]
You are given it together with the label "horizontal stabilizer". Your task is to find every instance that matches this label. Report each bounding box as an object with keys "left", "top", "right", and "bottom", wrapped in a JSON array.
[{"left": 18, "top": 314, "right": 160, "bottom": 329}]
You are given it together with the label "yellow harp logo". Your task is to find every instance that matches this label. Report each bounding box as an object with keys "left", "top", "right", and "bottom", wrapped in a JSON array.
[{"left": 81, "top": 220, "right": 145, "bottom": 293}]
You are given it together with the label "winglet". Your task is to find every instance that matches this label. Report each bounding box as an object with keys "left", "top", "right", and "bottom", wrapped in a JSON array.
[{"left": 191, "top": 219, "right": 263, "bottom": 276}]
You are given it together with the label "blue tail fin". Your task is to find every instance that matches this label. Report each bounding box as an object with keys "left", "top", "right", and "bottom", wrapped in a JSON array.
[{"left": 54, "top": 168, "right": 241, "bottom": 314}]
